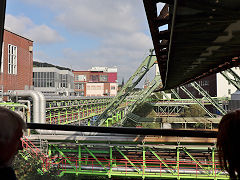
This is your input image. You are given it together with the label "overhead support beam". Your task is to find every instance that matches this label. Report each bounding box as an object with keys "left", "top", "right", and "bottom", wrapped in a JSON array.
[
  {"left": 156, "top": 18, "right": 169, "bottom": 27},
  {"left": 144, "top": 0, "right": 240, "bottom": 90},
  {"left": 158, "top": 30, "right": 170, "bottom": 40},
  {"left": 155, "top": 0, "right": 174, "bottom": 4}
]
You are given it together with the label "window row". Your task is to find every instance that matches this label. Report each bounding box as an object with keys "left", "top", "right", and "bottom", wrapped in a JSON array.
[
  {"left": 33, "top": 79, "right": 55, "bottom": 87},
  {"left": 33, "top": 72, "right": 55, "bottom": 79},
  {"left": 74, "top": 75, "right": 86, "bottom": 81},
  {"left": 89, "top": 75, "right": 108, "bottom": 82}
]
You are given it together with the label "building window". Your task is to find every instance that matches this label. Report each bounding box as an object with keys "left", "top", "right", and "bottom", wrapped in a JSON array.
[
  {"left": 33, "top": 72, "right": 55, "bottom": 87},
  {"left": 100, "top": 75, "right": 108, "bottom": 82},
  {"left": 111, "top": 86, "right": 115, "bottom": 90},
  {"left": 60, "top": 74, "right": 68, "bottom": 88},
  {"left": 204, "top": 80, "right": 209, "bottom": 86},
  {"left": 74, "top": 75, "right": 86, "bottom": 81},
  {"left": 8, "top": 44, "right": 17, "bottom": 74},
  {"left": 90, "top": 75, "right": 99, "bottom": 82},
  {"left": 228, "top": 89, "right": 231, "bottom": 95},
  {"left": 74, "top": 83, "right": 84, "bottom": 90}
]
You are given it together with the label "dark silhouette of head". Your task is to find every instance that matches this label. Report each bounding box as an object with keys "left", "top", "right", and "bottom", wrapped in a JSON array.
[
  {"left": 0, "top": 107, "right": 26, "bottom": 167},
  {"left": 217, "top": 110, "right": 240, "bottom": 179}
]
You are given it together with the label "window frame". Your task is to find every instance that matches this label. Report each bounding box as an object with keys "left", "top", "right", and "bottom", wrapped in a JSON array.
[{"left": 8, "top": 44, "right": 17, "bottom": 75}]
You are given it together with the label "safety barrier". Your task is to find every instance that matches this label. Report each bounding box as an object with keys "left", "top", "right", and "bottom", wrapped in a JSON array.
[{"left": 21, "top": 136, "right": 50, "bottom": 172}]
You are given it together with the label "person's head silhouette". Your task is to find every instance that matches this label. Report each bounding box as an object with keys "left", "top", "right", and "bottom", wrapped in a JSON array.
[
  {"left": 217, "top": 110, "right": 240, "bottom": 179},
  {"left": 0, "top": 107, "right": 26, "bottom": 167}
]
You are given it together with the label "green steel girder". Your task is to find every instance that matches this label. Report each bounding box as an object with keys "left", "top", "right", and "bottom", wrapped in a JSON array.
[
  {"left": 46, "top": 102, "right": 109, "bottom": 125},
  {"left": 147, "top": 147, "right": 175, "bottom": 174},
  {"left": 109, "top": 146, "right": 113, "bottom": 178},
  {"left": 52, "top": 145, "right": 77, "bottom": 171},
  {"left": 24, "top": 139, "right": 230, "bottom": 179},
  {"left": 180, "top": 86, "right": 214, "bottom": 118},
  {"left": 161, "top": 91, "right": 171, "bottom": 100},
  {"left": 182, "top": 147, "right": 210, "bottom": 176},
  {"left": 115, "top": 146, "right": 141, "bottom": 173},
  {"left": 120, "top": 74, "right": 161, "bottom": 125},
  {"left": 191, "top": 82, "right": 227, "bottom": 115},
  {"left": 220, "top": 69, "right": 240, "bottom": 90},
  {"left": 171, "top": 89, "right": 181, "bottom": 99},
  {"left": 83, "top": 145, "right": 108, "bottom": 171},
  {"left": 97, "top": 50, "right": 157, "bottom": 126},
  {"left": 46, "top": 97, "right": 111, "bottom": 109}
]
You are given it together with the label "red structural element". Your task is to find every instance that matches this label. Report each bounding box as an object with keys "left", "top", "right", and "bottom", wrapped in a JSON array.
[
  {"left": 21, "top": 136, "right": 50, "bottom": 171},
  {"left": 54, "top": 157, "right": 224, "bottom": 178}
]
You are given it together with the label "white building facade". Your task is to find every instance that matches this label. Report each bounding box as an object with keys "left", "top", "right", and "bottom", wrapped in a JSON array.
[
  {"left": 216, "top": 67, "right": 240, "bottom": 97},
  {"left": 33, "top": 67, "right": 74, "bottom": 96}
]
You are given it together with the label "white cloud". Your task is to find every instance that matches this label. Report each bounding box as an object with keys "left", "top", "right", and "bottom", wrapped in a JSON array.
[
  {"left": 22, "top": 0, "right": 147, "bottom": 36},
  {"left": 5, "top": 14, "right": 64, "bottom": 44},
  {"left": 19, "top": 0, "right": 154, "bottom": 81}
]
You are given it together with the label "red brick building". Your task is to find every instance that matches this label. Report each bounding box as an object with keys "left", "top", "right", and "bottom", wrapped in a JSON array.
[
  {"left": 0, "top": 29, "right": 33, "bottom": 93},
  {"left": 73, "top": 67, "right": 118, "bottom": 96}
]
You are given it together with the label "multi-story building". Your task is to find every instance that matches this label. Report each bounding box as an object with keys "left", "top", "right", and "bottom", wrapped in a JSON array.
[
  {"left": 0, "top": 29, "right": 33, "bottom": 95},
  {"left": 73, "top": 67, "right": 118, "bottom": 96},
  {"left": 33, "top": 67, "right": 74, "bottom": 96},
  {"left": 177, "top": 67, "right": 240, "bottom": 98}
]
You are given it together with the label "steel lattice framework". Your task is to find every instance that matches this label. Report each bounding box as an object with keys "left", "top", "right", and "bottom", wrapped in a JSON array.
[{"left": 21, "top": 135, "right": 229, "bottom": 179}]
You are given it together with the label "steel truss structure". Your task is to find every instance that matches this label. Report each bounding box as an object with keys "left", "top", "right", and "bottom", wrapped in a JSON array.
[
  {"left": 180, "top": 86, "right": 215, "bottom": 118},
  {"left": 220, "top": 69, "right": 240, "bottom": 90},
  {"left": 120, "top": 74, "right": 161, "bottom": 125},
  {"left": 190, "top": 82, "right": 227, "bottom": 115},
  {"left": 22, "top": 135, "right": 229, "bottom": 179},
  {"left": 97, "top": 50, "right": 160, "bottom": 126},
  {"left": 45, "top": 97, "right": 112, "bottom": 125}
]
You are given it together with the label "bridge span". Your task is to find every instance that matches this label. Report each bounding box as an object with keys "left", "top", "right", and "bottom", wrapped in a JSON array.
[{"left": 21, "top": 129, "right": 228, "bottom": 179}]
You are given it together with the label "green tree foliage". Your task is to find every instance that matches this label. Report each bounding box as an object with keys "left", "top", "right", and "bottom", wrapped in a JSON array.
[
  {"left": 141, "top": 122, "right": 161, "bottom": 129},
  {"left": 133, "top": 102, "right": 156, "bottom": 118},
  {"left": 124, "top": 103, "right": 157, "bottom": 127},
  {"left": 13, "top": 153, "right": 58, "bottom": 180},
  {"left": 181, "top": 104, "right": 206, "bottom": 117},
  {"left": 13, "top": 153, "right": 103, "bottom": 179}
]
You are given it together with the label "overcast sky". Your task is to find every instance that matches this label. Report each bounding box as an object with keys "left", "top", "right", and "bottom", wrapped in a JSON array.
[{"left": 5, "top": 0, "right": 164, "bottom": 83}]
